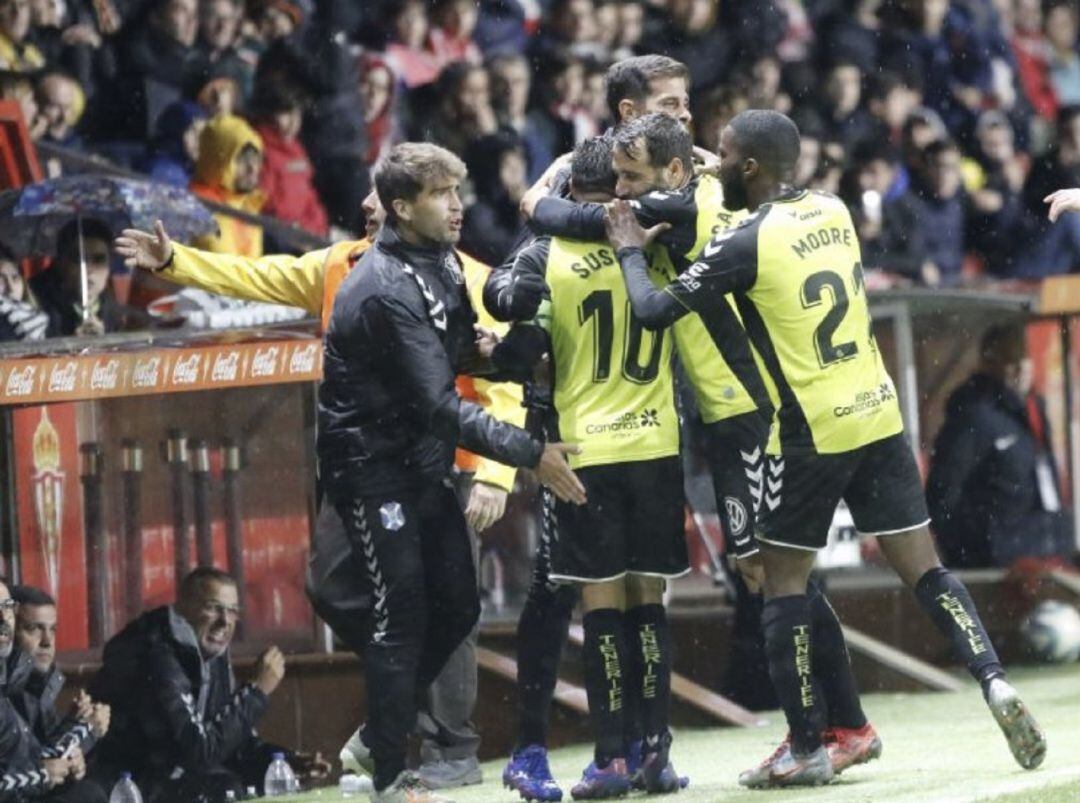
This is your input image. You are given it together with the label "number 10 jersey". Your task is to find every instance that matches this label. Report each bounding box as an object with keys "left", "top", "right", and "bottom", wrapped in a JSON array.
[
  {"left": 666, "top": 188, "right": 903, "bottom": 455},
  {"left": 531, "top": 236, "right": 680, "bottom": 469}
]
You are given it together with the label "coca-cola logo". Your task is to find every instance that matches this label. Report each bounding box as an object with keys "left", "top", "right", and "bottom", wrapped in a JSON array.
[
  {"left": 47, "top": 361, "right": 78, "bottom": 393},
  {"left": 132, "top": 357, "right": 161, "bottom": 388},
  {"left": 171, "top": 354, "right": 201, "bottom": 385},
  {"left": 211, "top": 351, "right": 240, "bottom": 382},
  {"left": 90, "top": 359, "right": 121, "bottom": 391},
  {"left": 289, "top": 343, "right": 318, "bottom": 374},
  {"left": 4, "top": 365, "right": 36, "bottom": 396},
  {"left": 251, "top": 346, "right": 280, "bottom": 378}
]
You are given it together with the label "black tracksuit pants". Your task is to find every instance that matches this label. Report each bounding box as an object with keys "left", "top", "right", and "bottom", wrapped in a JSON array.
[{"left": 331, "top": 480, "right": 480, "bottom": 790}]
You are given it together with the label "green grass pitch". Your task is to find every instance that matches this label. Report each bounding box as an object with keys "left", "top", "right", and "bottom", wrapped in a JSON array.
[{"left": 282, "top": 664, "right": 1080, "bottom": 802}]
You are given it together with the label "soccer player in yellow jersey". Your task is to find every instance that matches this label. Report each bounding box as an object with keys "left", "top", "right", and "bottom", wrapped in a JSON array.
[
  {"left": 496, "top": 137, "right": 687, "bottom": 798},
  {"left": 606, "top": 109, "right": 1046, "bottom": 788}
]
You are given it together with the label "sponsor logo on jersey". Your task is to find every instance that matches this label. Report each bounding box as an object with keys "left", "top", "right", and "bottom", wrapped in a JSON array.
[
  {"left": 585, "top": 408, "right": 663, "bottom": 435},
  {"left": 832, "top": 382, "right": 897, "bottom": 418}
]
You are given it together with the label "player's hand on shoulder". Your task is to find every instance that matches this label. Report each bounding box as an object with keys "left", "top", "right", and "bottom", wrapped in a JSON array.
[{"left": 604, "top": 200, "right": 670, "bottom": 252}]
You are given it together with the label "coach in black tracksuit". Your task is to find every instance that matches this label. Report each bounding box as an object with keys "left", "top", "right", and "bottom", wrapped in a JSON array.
[
  {"left": 927, "top": 324, "right": 1074, "bottom": 568},
  {"left": 319, "top": 142, "right": 583, "bottom": 798}
]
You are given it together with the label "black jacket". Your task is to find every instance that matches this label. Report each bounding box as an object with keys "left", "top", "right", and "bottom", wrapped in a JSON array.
[
  {"left": 0, "top": 651, "right": 49, "bottom": 802},
  {"left": 27, "top": 270, "right": 123, "bottom": 339},
  {"left": 927, "top": 373, "right": 1073, "bottom": 567},
  {"left": 87, "top": 607, "right": 280, "bottom": 797},
  {"left": 9, "top": 664, "right": 96, "bottom": 760},
  {"left": 319, "top": 224, "right": 543, "bottom": 498}
]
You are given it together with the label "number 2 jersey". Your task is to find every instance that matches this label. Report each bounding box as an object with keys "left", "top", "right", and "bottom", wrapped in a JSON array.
[
  {"left": 667, "top": 188, "right": 903, "bottom": 455},
  {"left": 510, "top": 235, "right": 679, "bottom": 469}
]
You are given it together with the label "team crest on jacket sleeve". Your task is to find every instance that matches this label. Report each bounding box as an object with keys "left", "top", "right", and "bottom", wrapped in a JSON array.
[{"left": 380, "top": 501, "right": 406, "bottom": 531}]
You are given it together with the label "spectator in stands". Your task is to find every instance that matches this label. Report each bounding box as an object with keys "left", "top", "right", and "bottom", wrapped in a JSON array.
[
  {"left": 743, "top": 55, "right": 791, "bottom": 115},
  {"left": 1010, "top": 0, "right": 1056, "bottom": 124},
  {"left": 0, "top": 246, "right": 48, "bottom": 342},
  {"left": 384, "top": 0, "right": 440, "bottom": 89},
  {"left": 882, "top": 0, "right": 993, "bottom": 141},
  {"left": 1046, "top": 2, "right": 1080, "bottom": 109},
  {"left": 488, "top": 52, "right": 551, "bottom": 182},
  {"left": 0, "top": 0, "right": 46, "bottom": 72},
  {"left": 255, "top": 6, "right": 367, "bottom": 232},
  {"left": 866, "top": 71, "right": 923, "bottom": 150},
  {"left": 429, "top": 0, "right": 482, "bottom": 69},
  {"left": 819, "top": 59, "right": 877, "bottom": 151},
  {"left": 29, "top": 0, "right": 115, "bottom": 107},
  {"left": 412, "top": 61, "right": 498, "bottom": 158},
  {"left": 0, "top": 578, "right": 87, "bottom": 801},
  {"left": 611, "top": 0, "right": 643, "bottom": 61},
  {"left": 102, "top": 0, "right": 199, "bottom": 142},
  {"left": 928, "top": 323, "right": 1074, "bottom": 568},
  {"left": 878, "top": 137, "right": 968, "bottom": 285},
  {"left": 11, "top": 585, "right": 110, "bottom": 761},
  {"left": 193, "top": 0, "right": 254, "bottom": 103},
  {"left": 252, "top": 80, "right": 328, "bottom": 236},
  {"left": 30, "top": 218, "right": 122, "bottom": 337},
  {"left": 34, "top": 71, "right": 85, "bottom": 150},
  {"left": 359, "top": 53, "right": 396, "bottom": 169},
  {"left": 472, "top": 0, "right": 533, "bottom": 55},
  {"left": 138, "top": 100, "right": 206, "bottom": 186},
  {"left": 258, "top": 0, "right": 302, "bottom": 42},
  {"left": 461, "top": 132, "right": 527, "bottom": 266},
  {"left": 528, "top": 0, "right": 598, "bottom": 64},
  {"left": 190, "top": 113, "right": 265, "bottom": 256},
  {"left": 641, "top": 0, "right": 730, "bottom": 95},
  {"left": 526, "top": 48, "right": 584, "bottom": 160},
  {"left": 87, "top": 567, "right": 329, "bottom": 802},
  {"left": 846, "top": 141, "right": 915, "bottom": 276},
  {"left": 965, "top": 111, "right": 1029, "bottom": 276}
]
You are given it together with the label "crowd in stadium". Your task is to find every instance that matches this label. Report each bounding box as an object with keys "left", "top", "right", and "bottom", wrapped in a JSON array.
[{"left": 2, "top": 0, "right": 1080, "bottom": 336}]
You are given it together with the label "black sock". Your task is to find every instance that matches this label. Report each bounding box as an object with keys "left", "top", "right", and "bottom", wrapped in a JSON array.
[
  {"left": 807, "top": 579, "right": 867, "bottom": 730},
  {"left": 762, "top": 595, "right": 827, "bottom": 755},
  {"left": 621, "top": 614, "right": 643, "bottom": 750},
  {"left": 913, "top": 567, "right": 1004, "bottom": 694},
  {"left": 626, "top": 604, "right": 671, "bottom": 750},
  {"left": 516, "top": 582, "right": 576, "bottom": 748},
  {"left": 582, "top": 608, "right": 628, "bottom": 766}
]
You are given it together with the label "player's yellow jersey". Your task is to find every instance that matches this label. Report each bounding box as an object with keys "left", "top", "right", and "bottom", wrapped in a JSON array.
[
  {"left": 668, "top": 189, "right": 903, "bottom": 454},
  {"left": 533, "top": 236, "right": 679, "bottom": 469},
  {"left": 632, "top": 174, "right": 768, "bottom": 423}
]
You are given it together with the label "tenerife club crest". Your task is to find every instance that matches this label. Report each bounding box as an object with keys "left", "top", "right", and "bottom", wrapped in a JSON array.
[{"left": 30, "top": 409, "right": 64, "bottom": 598}]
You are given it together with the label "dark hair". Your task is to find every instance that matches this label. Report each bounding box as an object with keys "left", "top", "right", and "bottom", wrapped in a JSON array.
[
  {"left": 56, "top": 218, "right": 112, "bottom": 261},
  {"left": 980, "top": 322, "right": 1027, "bottom": 365},
  {"left": 922, "top": 138, "right": 960, "bottom": 161},
  {"left": 11, "top": 585, "right": 55, "bottom": 607},
  {"left": 605, "top": 55, "right": 688, "bottom": 122},
  {"left": 571, "top": 136, "right": 617, "bottom": 197},
  {"left": 178, "top": 567, "right": 236, "bottom": 603},
  {"left": 373, "top": 142, "right": 466, "bottom": 221},
  {"left": 250, "top": 79, "right": 308, "bottom": 119},
  {"left": 614, "top": 112, "right": 693, "bottom": 174},
  {"left": 851, "top": 140, "right": 899, "bottom": 168},
  {"left": 727, "top": 109, "right": 802, "bottom": 181}
]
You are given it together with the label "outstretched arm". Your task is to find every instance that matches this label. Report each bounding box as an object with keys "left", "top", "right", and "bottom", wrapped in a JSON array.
[{"left": 604, "top": 200, "right": 685, "bottom": 329}]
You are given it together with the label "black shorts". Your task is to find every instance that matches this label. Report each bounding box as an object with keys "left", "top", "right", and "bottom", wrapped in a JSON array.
[
  {"left": 703, "top": 410, "right": 771, "bottom": 558},
  {"left": 756, "top": 433, "right": 930, "bottom": 551},
  {"left": 549, "top": 456, "right": 689, "bottom": 583}
]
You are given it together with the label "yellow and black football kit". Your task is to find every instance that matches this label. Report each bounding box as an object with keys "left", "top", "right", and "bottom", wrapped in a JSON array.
[
  {"left": 615, "top": 188, "right": 929, "bottom": 550},
  {"left": 503, "top": 235, "right": 689, "bottom": 582},
  {"left": 531, "top": 176, "right": 771, "bottom": 557}
]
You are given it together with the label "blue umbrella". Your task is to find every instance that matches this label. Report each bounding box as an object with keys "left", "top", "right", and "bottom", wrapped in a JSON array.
[{"left": 0, "top": 174, "right": 218, "bottom": 257}]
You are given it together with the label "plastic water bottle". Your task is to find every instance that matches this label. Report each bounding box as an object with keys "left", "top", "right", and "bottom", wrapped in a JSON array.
[
  {"left": 108, "top": 773, "right": 143, "bottom": 803},
  {"left": 263, "top": 753, "right": 297, "bottom": 797}
]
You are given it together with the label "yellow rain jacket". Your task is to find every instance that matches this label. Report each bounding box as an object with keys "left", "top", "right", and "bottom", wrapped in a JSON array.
[{"left": 190, "top": 115, "right": 266, "bottom": 257}]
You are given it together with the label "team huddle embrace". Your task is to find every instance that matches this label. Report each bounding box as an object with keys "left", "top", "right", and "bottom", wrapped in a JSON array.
[{"left": 115, "top": 55, "right": 1048, "bottom": 803}]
